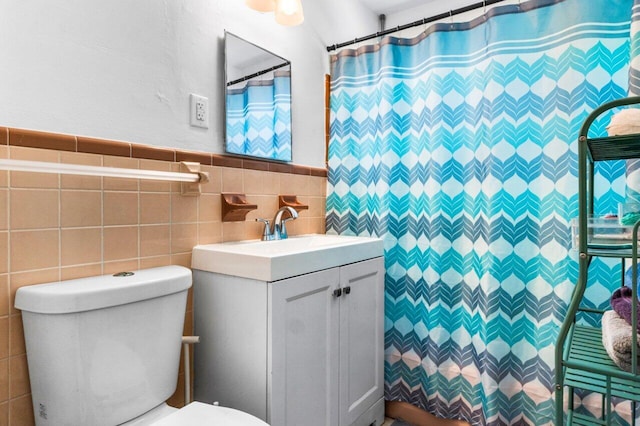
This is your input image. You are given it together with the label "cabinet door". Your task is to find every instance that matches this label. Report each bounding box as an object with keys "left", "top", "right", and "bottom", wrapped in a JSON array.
[
  {"left": 269, "top": 268, "right": 341, "bottom": 426},
  {"left": 339, "top": 257, "right": 384, "bottom": 426}
]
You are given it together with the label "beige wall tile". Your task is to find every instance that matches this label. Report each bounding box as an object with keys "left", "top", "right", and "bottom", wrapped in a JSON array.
[
  {"left": 140, "top": 225, "right": 170, "bottom": 257},
  {"left": 9, "top": 393, "right": 33, "bottom": 426},
  {"left": 60, "top": 152, "right": 102, "bottom": 190},
  {"left": 0, "top": 146, "right": 7, "bottom": 188},
  {"left": 9, "top": 355, "right": 29, "bottom": 398},
  {"left": 198, "top": 194, "right": 220, "bottom": 223},
  {"left": 308, "top": 196, "right": 326, "bottom": 218},
  {"left": 0, "top": 144, "right": 330, "bottom": 426},
  {"left": 61, "top": 228, "right": 102, "bottom": 266},
  {"left": 103, "top": 156, "right": 138, "bottom": 191},
  {"left": 200, "top": 166, "right": 221, "bottom": 194},
  {"left": 222, "top": 222, "right": 247, "bottom": 243},
  {"left": 245, "top": 221, "right": 263, "bottom": 241},
  {"left": 221, "top": 167, "right": 243, "bottom": 193},
  {"left": 104, "top": 260, "right": 139, "bottom": 275},
  {"left": 0, "top": 234, "right": 6, "bottom": 275},
  {"left": 9, "top": 147, "right": 59, "bottom": 189},
  {"left": 309, "top": 176, "right": 327, "bottom": 197},
  {"left": 10, "top": 230, "right": 59, "bottom": 272},
  {"left": 0, "top": 191, "right": 6, "bottom": 231},
  {"left": 280, "top": 174, "right": 310, "bottom": 196},
  {"left": 171, "top": 224, "right": 197, "bottom": 254},
  {"left": 170, "top": 253, "right": 192, "bottom": 269},
  {"left": 104, "top": 226, "right": 138, "bottom": 261},
  {"left": 186, "top": 288, "right": 193, "bottom": 313},
  {"left": 198, "top": 222, "right": 222, "bottom": 245},
  {"left": 61, "top": 263, "right": 103, "bottom": 281},
  {"left": 9, "top": 268, "right": 59, "bottom": 316},
  {"left": 61, "top": 191, "right": 101, "bottom": 227},
  {"left": 104, "top": 192, "right": 138, "bottom": 226},
  {"left": 247, "top": 195, "right": 278, "bottom": 222},
  {"left": 183, "top": 310, "right": 193, "bottom": 337},
  {"left": 139, "top": 159, "right": 172, "bottom": 193},
  {"left": 167, "top": 372, "right": 185, "bottom": 408},
  {"left": 244, "top": 170, "right": 279, "bottom": 196},
  {"left": 9, "top": 190, "right": 58, "bottom": 230},
  {"left": 140, "top": 193, "right": 170, "bottom": 224},
  {"left": 0, "top": 276, "right": 8, "bottom": 318},
  {"left": 310, "top": 217, "right": 326, "bottom": 235},
  {"left": 0, "top": 360, "right": 7, "bottom": 403},
  {"left": 0, "top": 319, "right": 7, "bottom": 360},
  {"left": 168, "top": 168, "right": 182, "bottom": 194},
  {"left": 0, "top": 401, "right": 8, "bottom": 426},
  {"left": 171, "top": 194, "right": 197, "bottom": 224},
  {"left": 9, "top": 316, "right": 22, "bottom": 357},
  {"left": 139, "top": 256, "right": 171, "bottom": 270}
]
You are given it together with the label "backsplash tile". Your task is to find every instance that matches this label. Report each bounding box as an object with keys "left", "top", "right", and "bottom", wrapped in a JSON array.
[
  {"left": 9, "top": 190, "right": 58, "bottom": 230},
  {"left": 9, "top": 230, "right": 59, "bottom": 272},
  {"left": 0, "top": 128, "right": 327, "bottom": 425},
  {"left": 9, "top": 129, "right": 75, "bottom": 153},
  {"left": 9, "top": 148, "right": 59, "bottom": 189}
]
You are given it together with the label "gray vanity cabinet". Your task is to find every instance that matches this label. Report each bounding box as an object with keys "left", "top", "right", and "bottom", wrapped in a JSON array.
[{"left": 193, "top": 256, "right": 385, "bottom": 426}]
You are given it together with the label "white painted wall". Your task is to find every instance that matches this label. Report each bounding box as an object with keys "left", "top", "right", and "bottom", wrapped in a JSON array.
[{"left": 0, "top": 0, "right": 377, "bottom": 168}]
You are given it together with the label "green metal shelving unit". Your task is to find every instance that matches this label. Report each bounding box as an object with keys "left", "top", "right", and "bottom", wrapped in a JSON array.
[{"left": 556, "top": 96, "right": 640, "bottom": 425}]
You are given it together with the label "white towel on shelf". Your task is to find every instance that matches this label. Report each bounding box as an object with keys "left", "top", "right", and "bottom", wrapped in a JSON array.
[
  {"left": 602, "top": 310, "right": 640, "bottom": 372},
  {"left": 607, "top": 108, "right": 640, "bottom": 136}
]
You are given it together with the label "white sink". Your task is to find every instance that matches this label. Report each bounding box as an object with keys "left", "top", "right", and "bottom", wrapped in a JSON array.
[{"left": 191, "top": 234, "right": 384, "bottom": 281}]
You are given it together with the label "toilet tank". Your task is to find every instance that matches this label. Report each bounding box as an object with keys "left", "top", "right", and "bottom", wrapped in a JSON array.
[{"left": 14, "top": 266, "right": 192, "bottom": 426}]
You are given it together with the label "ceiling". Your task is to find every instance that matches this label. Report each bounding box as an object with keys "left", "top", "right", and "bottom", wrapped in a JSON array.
[
  {"left": 364, "top": 0, "right": 486, "bottom": 15},
  {"left": 358, "top": 0, "right": 434, "bottom": 15},
  {"left": 358, "top": 0, "right": 483, "bottom": 16}
]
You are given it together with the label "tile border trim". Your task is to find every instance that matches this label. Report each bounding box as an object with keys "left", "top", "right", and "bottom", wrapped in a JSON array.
[{"left": 4, "top": 127, "right": 328, "bottom": 177}]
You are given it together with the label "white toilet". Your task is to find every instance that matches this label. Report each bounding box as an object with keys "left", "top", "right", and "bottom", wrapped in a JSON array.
[{"left": 15, "top": 265, "right": 268, "bottom": 426}]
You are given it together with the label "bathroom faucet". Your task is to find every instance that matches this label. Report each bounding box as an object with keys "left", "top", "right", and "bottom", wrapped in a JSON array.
[{"left": 256, "top": 206, "right": 299, "bottom": 241}]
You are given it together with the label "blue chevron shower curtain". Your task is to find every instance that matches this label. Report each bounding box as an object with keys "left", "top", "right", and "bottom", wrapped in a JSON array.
[
  {"left": 226, "top": 71, "right": 292, "bottom": 161},
  {"left": 327, "top": 0, "right": 633, "bottom": 424},
  {"left": 626, "top": 2, "right": 640, "bottom": 201}
]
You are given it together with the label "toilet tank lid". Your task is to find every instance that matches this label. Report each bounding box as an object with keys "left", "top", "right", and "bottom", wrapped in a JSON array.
[{"left": 15, "top": 266, "right": 192, "bottom": 314}]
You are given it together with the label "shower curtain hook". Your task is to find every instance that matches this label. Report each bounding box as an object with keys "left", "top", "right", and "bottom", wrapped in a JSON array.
[
  {"left": 483, "top": 0, "right": 486, "bottom": 13},
  {"left": 449, "top": 10, "right": 453, "bottom": 24}
]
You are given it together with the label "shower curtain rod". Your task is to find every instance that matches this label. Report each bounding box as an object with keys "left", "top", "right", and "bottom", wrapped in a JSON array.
[
  {"left": 326, "top": 0, "right": 507, "bottom": 52},
  {"left": 227, "top": 61, "right": 290, "bottom": 87}
]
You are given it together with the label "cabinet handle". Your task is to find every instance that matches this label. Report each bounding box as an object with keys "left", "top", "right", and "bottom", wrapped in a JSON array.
[
  {"left": 344, "top": 286, "right": 351, "bottom": 295},
  {"left": 333, "top": 288, "right": 342, "bottom": 298}
]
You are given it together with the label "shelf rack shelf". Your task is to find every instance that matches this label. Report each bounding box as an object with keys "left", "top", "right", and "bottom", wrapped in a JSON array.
[{"left": 556, "top": 96, "right": 640, "bottom": 426}]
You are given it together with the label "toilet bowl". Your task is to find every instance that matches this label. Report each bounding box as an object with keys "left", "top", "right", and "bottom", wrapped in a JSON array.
[
  {"left": 15, "top": 266, "right": 268, "bottom": 426},
  {"left": 124, "top": 402, "right": 268, "bottom": 425}
]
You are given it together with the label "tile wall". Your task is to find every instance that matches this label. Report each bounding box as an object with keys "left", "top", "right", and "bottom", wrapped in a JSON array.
[{"left": 0, "top": 127, "right": 327, "bottom": 425}]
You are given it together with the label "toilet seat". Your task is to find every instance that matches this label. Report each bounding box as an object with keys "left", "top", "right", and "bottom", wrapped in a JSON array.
[{"left": 151, "top": 402, "right": 269, "bottom": 426}]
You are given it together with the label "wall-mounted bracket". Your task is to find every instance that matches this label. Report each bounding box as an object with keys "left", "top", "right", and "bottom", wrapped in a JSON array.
[
  {"left": 180, "top": 162, "right": 210, "bottom": 196},
  {"left": 279, "top": 194, "right": 309, "bottom": 213},
  {"left": 222, "top": 193, "right": 258, "bottom": 222}
]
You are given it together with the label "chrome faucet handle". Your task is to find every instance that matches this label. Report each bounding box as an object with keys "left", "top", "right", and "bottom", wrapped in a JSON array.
[
  {"left": 255, "top": 218, "right": 273, "bottom": 241},
  {"left": 279, "top": 215, "right": 296, "bottom": 239}
]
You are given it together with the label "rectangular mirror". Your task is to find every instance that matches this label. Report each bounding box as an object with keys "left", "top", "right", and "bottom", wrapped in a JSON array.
[{"left": 225, "top": 31, "right": 292, "bottom": 162}]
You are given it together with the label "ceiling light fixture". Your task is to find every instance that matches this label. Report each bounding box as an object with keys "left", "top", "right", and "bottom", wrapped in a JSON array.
[
  {"left": 245, "top": 0, "right": 276, "bottom": 12},
  {"left": 246, "top": 0, "right": 304, "bottom": 27},
  {"left": 275, "top": 0, "right": 304, "bottom": 26}
]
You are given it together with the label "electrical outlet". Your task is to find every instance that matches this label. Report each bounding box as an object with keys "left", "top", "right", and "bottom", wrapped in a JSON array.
[{"left": 190, "top": 94, "right": 209, "bottom": 128}]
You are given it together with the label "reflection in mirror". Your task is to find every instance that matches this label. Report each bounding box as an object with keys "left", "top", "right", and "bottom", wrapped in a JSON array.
[{"left": 225, "top": 31, "right": 292, "bottom": 162}]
